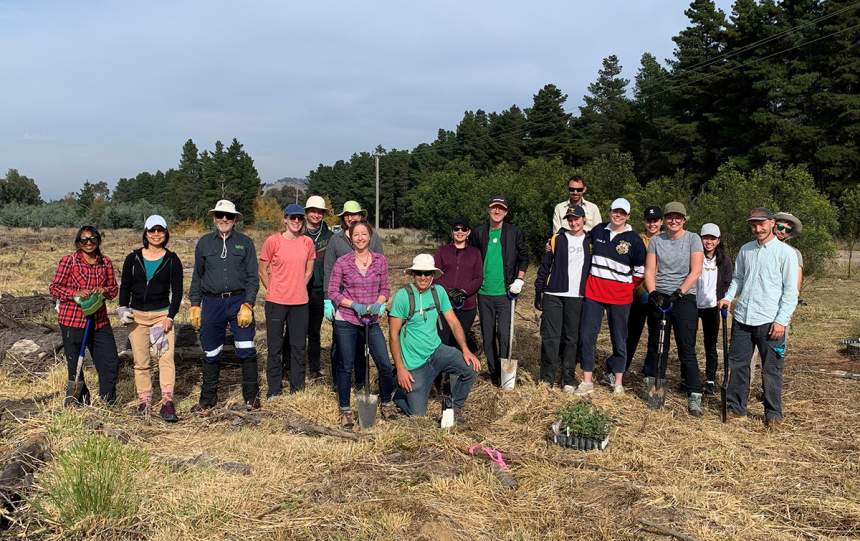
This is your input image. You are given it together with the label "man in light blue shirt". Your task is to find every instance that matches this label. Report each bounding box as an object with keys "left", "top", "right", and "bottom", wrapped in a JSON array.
[{"left": 718, "top": 207, "right": 798, "bottom": 426}]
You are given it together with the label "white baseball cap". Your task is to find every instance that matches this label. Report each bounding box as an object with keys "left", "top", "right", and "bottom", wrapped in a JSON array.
[
  {"left": 304, "top": 195, "right": 328, "bottom": 211},
  {"left": 610, "top": 198, "right": 631, "bottom": 214},
  {"left": 144, "top": 215, "right": 167, "bottom": 230},
  {"left": 700, "top": 223, "right": 721, "bottom": 238}
]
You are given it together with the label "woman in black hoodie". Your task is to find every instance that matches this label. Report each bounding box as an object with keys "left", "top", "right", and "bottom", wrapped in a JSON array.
[{"left": 118, "top": 215, "right": 183, "bottom": 422}]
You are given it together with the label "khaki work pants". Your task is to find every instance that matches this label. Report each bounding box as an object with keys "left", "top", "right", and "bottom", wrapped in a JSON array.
[{"left": 128, "top": 310, "right": 175, "bottom": 402}]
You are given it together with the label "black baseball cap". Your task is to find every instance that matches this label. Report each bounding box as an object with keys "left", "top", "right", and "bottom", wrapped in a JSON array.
[
  {"left": 564, "top": 205, "right": 586, "bottom": 219},
  {"left": 451, "top": 216, "right": 471, "bottom": 229},
  {"left": 488, "top": 196, "right": 508, "bottom": 209},
  {"left": 644, "top": 206, "right": 663, "bottom": 220}
]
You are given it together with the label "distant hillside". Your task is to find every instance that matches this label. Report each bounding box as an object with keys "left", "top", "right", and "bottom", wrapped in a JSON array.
[{"left": 262, "top": 177, "right": 307, "bottom": 193}]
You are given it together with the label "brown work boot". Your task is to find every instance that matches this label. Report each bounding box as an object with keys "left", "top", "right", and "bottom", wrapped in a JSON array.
[
  {"left": 340, "top": 410, "right": 355, "bottom": 430},
  {"left": 765, "top": 416, "right": 784, "bottom": 430}
]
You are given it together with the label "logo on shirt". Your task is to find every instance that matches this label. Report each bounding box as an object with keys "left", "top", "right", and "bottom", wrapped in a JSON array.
[
  {"left": 235, "top": 245, "right": 245, "bottom": 250},
  {"left": 492, "top": 238, "right": 498, "bottom": 244},
  {"left": 616, "top": 240, "right": 630, "bottom": 255}
]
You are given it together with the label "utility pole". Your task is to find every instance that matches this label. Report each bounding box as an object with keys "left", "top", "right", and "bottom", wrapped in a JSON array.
[{"left": 373, "top": 152, "right": 381, "bottom": 229}]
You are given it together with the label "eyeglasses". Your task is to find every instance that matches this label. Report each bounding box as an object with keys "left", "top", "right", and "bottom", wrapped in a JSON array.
[
  {"left": 568, "top": 187, "right": 585, "bottom": 193},
  {"left": 147, "top": 226, "right": 166, "bottom": 233},
  {"left": 213, "top": 212, "right": 236, "bottom": 220},
  {"left": 664, "top": 215, "right": 685, "bottom": 222},
  {"left": 776, "top": 224, "right": 793, "bottom": 233},
  {"left": 413, "top": 270, "right": 434, "bottom": 277},
  {"left": 453, "top": 226, "right": 469, "bottom": 232},
  {"left": 287, "top": 215, "right": 305, "bottom": 222},
  {"left": 79, "top": 237, "right": 98, "bottom": 245}
]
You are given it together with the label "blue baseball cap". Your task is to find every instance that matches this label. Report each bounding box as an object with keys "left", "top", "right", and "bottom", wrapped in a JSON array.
[{"left": 283, "top": 203, "right": 305, "bottom": 216}]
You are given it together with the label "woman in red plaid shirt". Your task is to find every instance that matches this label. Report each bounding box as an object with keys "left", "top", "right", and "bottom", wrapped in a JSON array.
[{"left": 49, "top": 226, "right": 120, "bottom": 405}]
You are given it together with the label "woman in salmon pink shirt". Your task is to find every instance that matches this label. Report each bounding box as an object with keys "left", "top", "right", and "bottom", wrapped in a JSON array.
[{"left": 259, "top": 204, "right": 316, "bottom": 397}]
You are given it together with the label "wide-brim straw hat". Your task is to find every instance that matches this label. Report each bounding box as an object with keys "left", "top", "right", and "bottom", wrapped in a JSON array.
[
  {"left": 208, "top": 199, "right": 242, "bottom": 219},
  {"left": 405, "top": 253, "right": 443, "bottom": 278}
]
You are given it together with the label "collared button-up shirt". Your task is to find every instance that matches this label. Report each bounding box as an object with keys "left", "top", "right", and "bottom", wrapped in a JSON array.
[
  {"left": 49, "top": 251, "right": 118, "bottom": 329},
  {"left": 327, "top": 252, "right": 390, "bottom": 326},
  {"left": 552, "top": 198, "right": 602, "bottom": 232},
  {"left": 724, "top": 237, "right": 798, "bottom": 326}
]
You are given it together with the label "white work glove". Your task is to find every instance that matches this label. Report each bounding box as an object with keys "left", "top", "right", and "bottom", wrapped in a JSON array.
[
  {"left": 117, "top": 306, "right": 134, "bottom": 325},
  {"left": 508, "top": 278, "right": 524, "bottom": 295},
  {"left": 149, "top": 326, "right": 168, "bottom": 358}
]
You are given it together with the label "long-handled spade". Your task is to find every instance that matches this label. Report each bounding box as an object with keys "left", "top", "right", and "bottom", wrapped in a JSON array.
[
  {"left": 355, "top": 317, "right": 378, "bottom": 430},
  {"left": 440, "top": 372, "right": 455, "bottom": 429},
  {"left": 647, "top": 301, "right": 673, "bottom": 410},
  {"left": 64, "top": 316, "right": 93, "bottom": 407},
  {"left": 500, "top": 296, "right": 518, "bottom": 390},
  {"left": 720, "top": 307, "right": 730, "bottom": 423}
]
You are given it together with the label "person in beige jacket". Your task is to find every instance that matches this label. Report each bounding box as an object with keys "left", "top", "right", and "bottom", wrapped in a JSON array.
[{"left": 552, "top": 175, "right": 602, "bottom": 232}]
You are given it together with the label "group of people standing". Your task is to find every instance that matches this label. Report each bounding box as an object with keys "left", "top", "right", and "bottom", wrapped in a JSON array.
[
  {"left": 534, "top": 176, "right": 802, "bottom": 424},
  {"left": 49, "top": 175, "right": 802, "bottom": 428}
]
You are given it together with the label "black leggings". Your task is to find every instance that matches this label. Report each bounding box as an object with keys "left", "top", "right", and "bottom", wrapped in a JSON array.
[{"left": 60, "top": 324, "right": 120, "bottom": 402}]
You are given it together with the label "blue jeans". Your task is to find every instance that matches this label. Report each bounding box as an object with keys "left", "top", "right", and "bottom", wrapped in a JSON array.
[
  {"left": 394, "top": 344, "right": 477, "bottom": 416},
  {"left": 333, "top": 320, "right": 393, "bottom": 409}
]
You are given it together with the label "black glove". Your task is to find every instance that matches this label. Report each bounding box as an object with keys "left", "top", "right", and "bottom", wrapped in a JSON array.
[
  {"left": 649, "top": 291, "right": 670, "bottom": 311},
  {"left": 534, "top": 291, "right": 543, "bottom": 311},
  {"left": 447, "top": 288, "right": 466, "bottom": 308},
  {"left": 669, "top": 288, "right": 683, "bottom": 305}
]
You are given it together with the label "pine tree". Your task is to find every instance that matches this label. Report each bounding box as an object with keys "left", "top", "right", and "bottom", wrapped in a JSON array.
[
  {"left": 524, "top": 84, "right": 573, "bottom": 161},
  {"left": 488, "top": 106, "right": 527, "bottom": 168},
  {"left": 574, "top": 55, "right": 635, "bottom": 164},
  {"left": 171, "top": 139, "right": 204, "bottom": 220}
]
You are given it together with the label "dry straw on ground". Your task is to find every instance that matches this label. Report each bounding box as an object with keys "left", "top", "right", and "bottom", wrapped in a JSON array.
[{"left": 0, "top": 227, "right": 858, "bottom": 540}]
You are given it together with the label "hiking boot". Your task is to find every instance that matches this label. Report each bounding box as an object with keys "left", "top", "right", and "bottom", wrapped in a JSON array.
[
  {"left": 765, "top": 416, "right": 784, "bottom": 430},
  {"left": 158, "top": 401, "right": 178, "bottom": 423},
  {"left": 612, "top": 384, "right": 625, "bottom": 396},
  {"left": 703, "top": 381, "right": 716, "bottom": 396},
  {"left": 727, "top": 409, "right": 746, "bottom": 421},
  {"left": 380, "top": 402, "right": 399, "bottom": 421},
  {"left": 454, "top": 408, "right": 466, "bottom": 425},
  {"left": 573, "top": 382, "right": 594, "bottom": 396},
  {"left": 309, "top": 370, "right": 323, "bottom": 381},
  {"left": 190, "top": 401, "right": 215, "bottom": 414},
  {"left": 340, "top": 410, "right": 355, "bottom": 430},
  {"left": 688, "top": 393, "right": 703, "bottom": 417},
  {"left": 562, "top": 384, "right": 576, "bottom": 394}
]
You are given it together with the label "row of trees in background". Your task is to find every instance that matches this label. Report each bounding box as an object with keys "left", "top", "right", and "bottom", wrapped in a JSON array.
[{"left": 0, "top": 138, "right": 262, "bottom": 229}]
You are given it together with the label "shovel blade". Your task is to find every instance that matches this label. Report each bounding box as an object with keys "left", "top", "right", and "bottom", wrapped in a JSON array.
[
  {"left": 356, "top": 394, "right": 379, "bottom": 430},
  {"left": 500, "top": 358, "right": 518, "bottom": 390},
  {"left": 440, "top": 408, "right": 455, "bottom": 429},
  {"left": 646, "top": 378, "right": 666, "bottom": 410}
]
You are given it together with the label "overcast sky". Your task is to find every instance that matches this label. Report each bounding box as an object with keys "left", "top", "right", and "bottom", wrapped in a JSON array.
[{"left": 1, "top": 0, "right": 733, "bottom": 199}]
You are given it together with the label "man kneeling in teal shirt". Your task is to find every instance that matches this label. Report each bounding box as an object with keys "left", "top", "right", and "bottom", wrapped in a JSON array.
[{"left": 389, "top": 254, "right": 481, "bottom": 421}]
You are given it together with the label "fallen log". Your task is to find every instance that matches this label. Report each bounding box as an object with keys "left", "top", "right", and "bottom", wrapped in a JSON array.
[
  {"left": 638, "top": 519, "right": 701, "bottom": 541},
  {"left": 0, "top": 294, "right": 54, "bottom": 319}
]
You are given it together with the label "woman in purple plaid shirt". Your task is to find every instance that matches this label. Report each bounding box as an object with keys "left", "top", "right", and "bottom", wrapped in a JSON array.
[{"left": 327, "top": 221, "right": 395, "bottom": 428}]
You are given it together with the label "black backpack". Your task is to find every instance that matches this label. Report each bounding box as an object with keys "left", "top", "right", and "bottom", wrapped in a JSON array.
[{"left": 400, "top": 283, "right": 444, "bottom": 334}]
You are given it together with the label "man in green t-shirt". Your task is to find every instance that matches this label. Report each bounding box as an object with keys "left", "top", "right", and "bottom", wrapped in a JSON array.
[
  {"left": 389, "top": 254, "right": 480, "bottom": 419},
  {"left": 470, "top": 196, "right": 528, "bottom": 386}
]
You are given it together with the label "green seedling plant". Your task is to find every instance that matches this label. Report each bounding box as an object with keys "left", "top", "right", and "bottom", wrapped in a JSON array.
[{"left": 556, "top": 401, "right": 611, "bottom": 440}]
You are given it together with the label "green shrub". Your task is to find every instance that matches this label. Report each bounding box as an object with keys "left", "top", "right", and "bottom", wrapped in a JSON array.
[
  {"left": 556, "top": 401, "right": 611, "bottom": 439},
  {"left": 39, "top": 435, "right": 146, "bottom": 528}
]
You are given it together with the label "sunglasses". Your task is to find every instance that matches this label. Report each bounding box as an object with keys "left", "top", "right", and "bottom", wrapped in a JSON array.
[
  {"left": 147, "top": 226, "right": 166, "bottom": 233},
  {"left": 213, "top": 212, "right": 236, "bottom": 220},
  {"left": 79, "top": 237, "right": 98, "bottom": 245},
  {"left": 413, "top": 270, "right": 434, "bottom": 277},
  {"left": 776, "top": 224, "right": 793, "bottom": 233},
  {"left": 287, "top": 215, "right": 305, "bottom": 222},
  {"left": 453, "top": 226, "right": 469, "bottom": 232},
  {"left": 568, "top": 187, "right": 585, "bottom": 193}
]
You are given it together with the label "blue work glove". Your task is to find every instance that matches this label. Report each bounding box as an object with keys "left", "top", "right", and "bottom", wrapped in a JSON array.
[
  {"left": 638, "top": 290, "right": 650, "bottom": 304},
  {"left": 351, "top": 302, "right": 369, "bottom": 316},
  {"left": 324, "top": 299, "right": 334, "bottom": 321},
  {"left": 368, "top": 303, "right": 387, "bottom": 316}
]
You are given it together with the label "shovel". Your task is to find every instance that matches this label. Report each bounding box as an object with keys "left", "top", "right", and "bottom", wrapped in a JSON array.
[
  {"left": 355, "top": 318, "right": 378, "bottom": 430},
  {"left": 64, "top": 316, "right": 93, "bottom": 407},
  {"left": 500, "top": 298, "right": 518, "bottom": 390},
  {"left": 647, "top": 303, "right": 672, "bottom": 410},
  {"left": 720, "top": 307, "right": 730, "bottom": 422}
]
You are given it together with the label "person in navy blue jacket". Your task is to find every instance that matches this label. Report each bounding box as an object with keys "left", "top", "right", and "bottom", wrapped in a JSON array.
[
  {"left": 534, "top": 205, "right": 591, "bottom": 390},
  {"left": 575, "top": 198, "right": 646, "bottom": 396}
]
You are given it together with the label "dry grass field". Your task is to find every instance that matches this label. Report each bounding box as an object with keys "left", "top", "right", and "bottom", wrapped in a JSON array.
[{"left": 0, "top": 227, "right": 858, "bottom": 540}]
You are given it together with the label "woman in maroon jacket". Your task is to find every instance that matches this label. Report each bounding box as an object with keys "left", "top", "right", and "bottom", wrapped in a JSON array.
[{"left": 434, "top": 217, "right": 483, "bottom": 348}]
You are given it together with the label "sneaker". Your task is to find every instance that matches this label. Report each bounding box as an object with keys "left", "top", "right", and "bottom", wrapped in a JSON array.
[
  {"left": 612, "top": 384, "right": 625, "bottom": 395},
  {"left": 340, "top": 411, "right": 355, "bottom": 429},
  {"left": 703, "top": 381, "right": 716, "bottom": 396},
  {"left": 601, "top": 373, "right": 615, "bottom": 388},
  {"left": 159, "top": 401, "right": 178, "bottom": 423},
  {"left": 573, "top": 382, "right": 594, "bottom": 396},
  {"left": 562, "top": 385, "right": 577, "bottom": 394},
  {"left": 688, "top": 393, "right": 703, "bottom": 417}
]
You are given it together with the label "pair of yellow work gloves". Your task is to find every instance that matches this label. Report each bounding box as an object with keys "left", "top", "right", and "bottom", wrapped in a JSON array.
[{"left": 189, "top": 304, "right": 254, "bottom": 330}]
